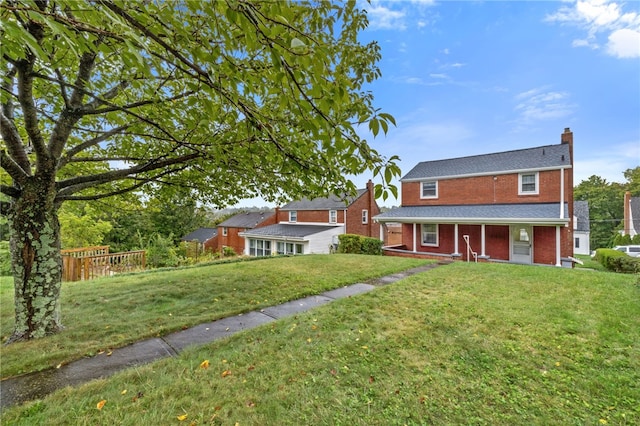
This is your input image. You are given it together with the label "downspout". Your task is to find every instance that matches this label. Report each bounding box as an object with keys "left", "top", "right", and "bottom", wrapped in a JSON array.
[{"left": 413, "top": 223, "right": 417, "bottom": 252}]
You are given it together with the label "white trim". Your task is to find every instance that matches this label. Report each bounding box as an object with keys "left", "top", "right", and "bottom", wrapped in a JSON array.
[
  {"left": 375, "top": 217, "right": 569, "bottom": 225},
  {"left": 289, "top": 211, "right": 297, "bottom": 222},
  {"left": 518, "top": 172, "right": 539, "bottom": 195},
  {"left": 420, "top": 181, "right": 438, "bottom": 199},
  {"left": 420, "top": 223, "right": 439, "bottom": 247},
  {"left": 401, "top": 165, "right": 572, "bottom": 182},
  {"left": 329, "top": 210, "right": 337, "bottom": 224},
  {"left": 453, "top": 224, "right": 459, "bottom": 254},
  {"left": 555, "top": 225, "right": 561, "bottom": 267},
  {"left": 362, "top": 209, "right": 369, "bottom": 224}
]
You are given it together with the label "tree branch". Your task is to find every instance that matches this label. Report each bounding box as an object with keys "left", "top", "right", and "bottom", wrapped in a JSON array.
[
  {"left": 0, "top": 110, "right": 32, "bottom": 177},
  {"left": 58, "top": 123, "right": 134, "bottom": 168},
  {"left": 56, "top": 152, "right": 200, "bottom": 196}
]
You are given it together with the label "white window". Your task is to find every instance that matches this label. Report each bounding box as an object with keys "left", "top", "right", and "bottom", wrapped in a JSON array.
[
  {"left": 249, "top": 239, "right": 271, "bottom": 257},
  {"left": 421, "top": 224, "right": 438, "bottom": 246},
  {"left": 421, "top": 181, "right": 438, "bottom": 199},
  {"left": 519, "top": 172, "right": 538, "bottom": 195},
  {"left": 329, "top": 210, "right": 337, "bottom": 224},
  {"left": 222, "top": 227, "right": 228, "bottom": 236},
  {"left": 289, "top": 211, "right": 297, "bottom": 222},
  {"left": 362, "top": 209, "right": 368, "bottom": 224}
]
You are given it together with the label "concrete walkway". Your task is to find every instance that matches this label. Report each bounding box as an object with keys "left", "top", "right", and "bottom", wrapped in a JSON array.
[{"left": 0, "top": 262, "right": 445, "bottom": 411}]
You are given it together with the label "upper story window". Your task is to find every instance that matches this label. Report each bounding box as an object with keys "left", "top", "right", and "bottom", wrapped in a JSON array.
[
  {"left": 362, "top": 209, "right": 369, "bottom": 224},
  {"left": 421, "top": 181, "right": 438, "bottom": 199},
  {"left": 222, "top": 227, "right": 228, "bottom": 236},
  {"left": 289, "top": 210, "right": 297, "bottom": 222},
  {"left": 329, "top": 210, "right": 337, "bottom": 224},
  {"left": 519, "top": 172, "right": 539, "bottom": 195}
]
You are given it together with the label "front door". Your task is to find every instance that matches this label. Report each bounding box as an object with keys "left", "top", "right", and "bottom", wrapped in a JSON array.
[{"left": 511, "top": 225, "right": 532, "bottom": 264}]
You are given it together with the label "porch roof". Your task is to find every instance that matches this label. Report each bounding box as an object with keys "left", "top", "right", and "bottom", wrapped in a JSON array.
[
  {"left": 239, "top": 224, "right": 341, "bottom": 241},
  {"left": 374, "top": 203, "right": 569, "bottom": 225}
]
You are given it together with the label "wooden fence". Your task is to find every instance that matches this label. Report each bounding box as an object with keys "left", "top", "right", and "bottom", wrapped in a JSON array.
[{"left": 61, "top": 247, "right": 146, "bottom": 282}]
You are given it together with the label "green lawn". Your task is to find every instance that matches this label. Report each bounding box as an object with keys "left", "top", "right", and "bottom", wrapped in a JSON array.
[
  {"left": 0, "top": 255, "right": 428, "bottom": 378},
  {"left": 2, "top": 260, "right": 639, "bottom": 425}
]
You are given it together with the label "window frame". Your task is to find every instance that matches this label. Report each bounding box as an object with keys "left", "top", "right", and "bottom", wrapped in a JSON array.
[
  {"left": 518, "top": 172, "right": 539, "bottom": 195},
  {"left": 222, "top": 227, "right": 228, "bottom": 237},
  {"left": 362, "top": 209, "right": 368, "bottom": 224},
  {"left": 420, "top": 181, "right": 438, "bottom": 199},
  {"left": 421, "top": 223, "right": 438, "bottom": 247},
  {"left": 289, "top": 210, "right": 297, "bottom": 222},
  {"left": 329, "top": 209, "right": 337, "bottom": 224}
]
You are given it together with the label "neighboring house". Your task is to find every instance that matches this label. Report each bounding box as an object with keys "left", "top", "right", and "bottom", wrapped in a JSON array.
[
  {"left": 374, "top": 128, "right": 575, "bottom": 267},
  {"left": 573, "top": 200, "right": 590, "bottom": 255},
  {"left": 622, "top": 191, "right": 640, "bottom": 238},
  {"left": 239, "top": 180, "right": 380, "bottom": 256},
  {"left": 217, "top": 211, "right": 276, "bottom": 255},
  {"left": 181, "top": 227, "right": 218, "bottom": 253}
]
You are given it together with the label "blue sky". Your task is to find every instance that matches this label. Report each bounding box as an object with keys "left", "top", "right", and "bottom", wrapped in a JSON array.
[{"left": 239, "top": 0, "right": 640, "bottom": 207}]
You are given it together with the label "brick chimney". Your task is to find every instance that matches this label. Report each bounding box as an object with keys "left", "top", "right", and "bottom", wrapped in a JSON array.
[
  {"left": 624, "top": 191, "right": 632, "bottom": 236},
  {"left": 561, "top": 127, "right": 573, "bottom": 164}
]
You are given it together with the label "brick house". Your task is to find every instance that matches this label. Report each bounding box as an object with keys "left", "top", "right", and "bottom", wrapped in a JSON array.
[
  {"left": 374, "top": 128, "right": 575, "bottom": 266},
  {"left": 217, "top": 211, "right": 276, "bottom": 255},
  {"left": 239, "top": 180, "right": 380, "bottom": 256},
  {"left": 181, "top": 227, "right": 218, "bottom": 253}
]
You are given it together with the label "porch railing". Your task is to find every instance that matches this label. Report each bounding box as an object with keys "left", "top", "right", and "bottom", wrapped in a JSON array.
[{"left": 463, "top": 235, "right": 478, "bottom": 263}]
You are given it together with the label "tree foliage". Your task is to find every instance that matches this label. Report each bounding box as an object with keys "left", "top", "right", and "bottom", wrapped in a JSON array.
[
  {"left": 1, "top": 0, "right": 399, "bottom": 207},
  {"left": 0, "top": 0, "right": 399, "bottom": 341}
]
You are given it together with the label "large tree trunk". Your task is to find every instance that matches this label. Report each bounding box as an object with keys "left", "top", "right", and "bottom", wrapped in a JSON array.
[{"left": 7, "top": 174, "right": 63, "bottom": 343}]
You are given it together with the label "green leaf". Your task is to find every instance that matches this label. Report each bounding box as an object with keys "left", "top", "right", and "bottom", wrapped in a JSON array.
[{"left": 291, "top": 37, "right": 306, "bottom": 49}]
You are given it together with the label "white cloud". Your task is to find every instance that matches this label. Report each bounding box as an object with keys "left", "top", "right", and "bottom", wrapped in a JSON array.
[
  {"left": 365, "top": 2, "right": 407, "bottom": 30},
  {"left": 513, "top": 87, "right": 575, "bottom": 124},
  {"left": 546, "top": 0, "right": 640, "bottom": 58},
  {"left": 607, "top": 28, "right": 640, "bottom": 58}
]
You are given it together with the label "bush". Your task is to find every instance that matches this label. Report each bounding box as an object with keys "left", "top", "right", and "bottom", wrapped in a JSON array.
[
  {"left": 361, "top": 236, "right": 383, "bottom": 255},
  {"left": 222, "top": 246, "right": 236, "bottom": 257},
  {"left": 337, "top": 234, "right": 362, "bottom": 254},
  {"left": 595, "top": 248, "right": 640, "bottom": 273},
  {"left": 145, "top": 233, "right": 180, "bottom": 268},
  {"left": 337, "top": 234, "right": 382, "bottom": 255}
]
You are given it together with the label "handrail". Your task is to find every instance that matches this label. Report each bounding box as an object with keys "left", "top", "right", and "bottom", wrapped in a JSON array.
[{"left": 463, "top": 235, "right": 478, "bottom": 263}]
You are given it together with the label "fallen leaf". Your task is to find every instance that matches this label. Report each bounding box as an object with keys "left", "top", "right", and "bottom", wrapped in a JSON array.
[
  {"left": 200, "top": 359, "right": 210, "bottom": 369},
  {"left": 121, "top": 389, "right": 127, "bottom": 395},
  {"left": 96, "top": 399, "right": 106, "bottom": 410},
  {"left": 330, "top": 369, "right": 337, "bottom": 376},
  {"left": 177, "top": 414, "right": 188, "bottom": 421},
  {"left": 369, "top": 376, "right": 375, "bottom": 383},
  {"left": 246, "top": 400, "right": 256, "bottom": 407},
  {"left": 221, "top": 369, "right": 232, "bottom": 378},
  {"left": 306, "top": 338, "right": 312, "bottom": 343},
  {"left": 247, "top": 365, "right": 255, "bottom": 371},
  {"left": 106, "top": 350, "right": 113, "bottom": 356}
]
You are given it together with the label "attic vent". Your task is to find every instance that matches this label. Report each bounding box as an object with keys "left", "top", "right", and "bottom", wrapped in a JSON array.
[{"left": 561, "top": 155, "right": 565, "bottom": 161}]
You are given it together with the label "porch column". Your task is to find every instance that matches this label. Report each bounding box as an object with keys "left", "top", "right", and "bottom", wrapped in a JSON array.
[
  {"left": 453, "top": 223, "right": 460, "bottom": 255},
  {"left": 379, "top": 223, "right": 384, "bottom": 242},
  {"left": 413, "top": 223, "right": 417, "bottom": 252},
  {"left": 481, "top": 224, "right": 486, "bottom": 257},
  {"left": 555, "top": 225, "right": 561, "bottom": 267}
]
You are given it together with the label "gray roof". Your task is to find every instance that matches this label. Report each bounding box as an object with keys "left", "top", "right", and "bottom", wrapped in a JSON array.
[
  {"left": 631, "top": 196, "right": 640, "bottom": 234},
  {"left": 240, "top": 224, "right": 341, "bottom": 239},
  {"left": 573, "top": 200, "right": 590, "bottom": 232},
  {"left": 181, "top": 228, "right": 218, "bottom": 243},
  {"left": 374, "top": 203, "right": 569, "bottom": 225},
  {"left": 218, "top": 211, "right": 274, "bottom": 229},
  {"left": 280, "top": 189, "right": 367, "bottom": 211},
  {"left": 402, "top": 143, "right": 572, "bottom": 181}
]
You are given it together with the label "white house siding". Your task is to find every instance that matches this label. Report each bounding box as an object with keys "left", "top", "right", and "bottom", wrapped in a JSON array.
[
  {"left": 307, "top": 226, "right": 345, "bottom": 253},
  {"left": 574, "top": 231, "right": 590, "bottom": 255}
]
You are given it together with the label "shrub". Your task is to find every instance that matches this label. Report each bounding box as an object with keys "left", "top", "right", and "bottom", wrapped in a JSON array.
[
  {"left": 145, "top": 233, "right": 180, "bottom": 268},
  {"left": 337, "top": 234, "right": 362, "bottom": 254},
  {"left": 595, "top": 248, "right": 640, "bottom": 273},
  {"left": 337, "top": 234, "right": 382, "bottom": 255},
  {"left": 361, "top": 236, "right": 383, "bottom": 255},
  {"left": 222, "top": 246, "right": 237, "bottom": 257}
]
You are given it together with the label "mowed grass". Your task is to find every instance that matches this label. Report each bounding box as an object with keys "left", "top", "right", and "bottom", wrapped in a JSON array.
[
  {"left": 2, "top": 262, "right": 638, "bottom": 425},
  {"left": 0, "top": 255, "right": 429, "bottom": 378}
]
